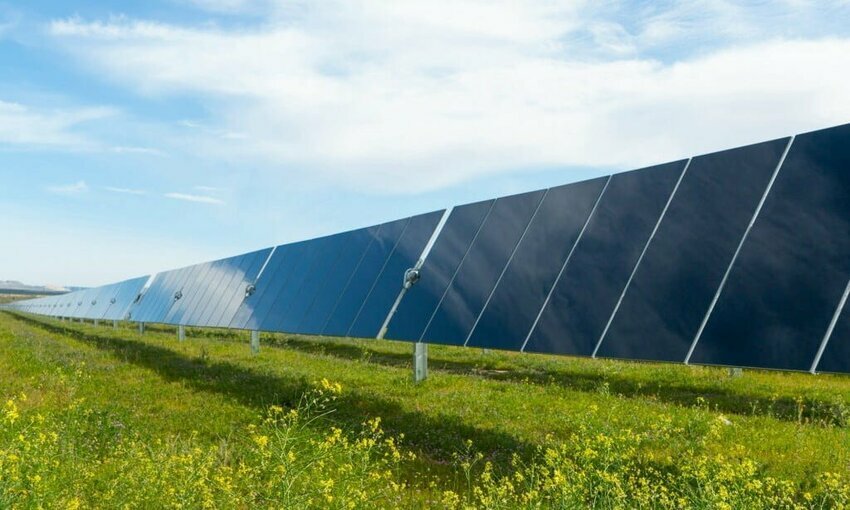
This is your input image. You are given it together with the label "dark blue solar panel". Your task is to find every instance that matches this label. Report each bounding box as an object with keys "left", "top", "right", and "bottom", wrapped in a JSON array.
[
  {"left": 421, "top": 190, "right": 547, "bottom": 346},
  {"left": 597, "top": 138, "right": 789, "bottom": 362},
  {"left": 297, "top": 227, "right": 378, "bottom": 335},
  {"left": 816, "top": 292, "right": 850, "bottom": 373},
  {"left": 692, "top": 124, "right": 850, "bottom": 371},
  {"left": 260, "top": 240, "right": 323, "bottom": 331},
  {"left": 235, "top": 243, "right": 306, "bottom": 330},
  {"left": 322, "top": 218, "right": 410, "bottom": 336},
  {"left": 213, "top": 248, "right": 272, "bottom": 328},
  {"left": 524, "top": 160, "right": 686, "bottom": 356},
  {"left": 466, "top": 177, "right": 608, "bottom": 350},
  {"left": 274, "top": 234, "right": 347, "bottom": 333},
  {"left": 348, "top": 210, "right": 444, "bottom": 339},
  {"left": 193, "top": 250, "right": 264, "bottom": 327},
  {"left": 384, "top": 200, "right": 495, "bottom": 342},
  {"left": 165, "top": 262, "right": 212, "bottom": 324}
]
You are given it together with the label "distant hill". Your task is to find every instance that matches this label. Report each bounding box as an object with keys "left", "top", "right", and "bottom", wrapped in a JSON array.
[{"left": 0, "top": 280, "right": 79, "bottom": 296}]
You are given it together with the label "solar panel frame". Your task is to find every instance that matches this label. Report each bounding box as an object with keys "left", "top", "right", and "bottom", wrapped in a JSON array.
[
  {"left": 384, "top": 200, "right": 495, "bottom": 342},
  {"left": 691, "top": 124, "right": 850, "bottom": 371},
  {"left": 419, "top": 190, "right": 547, "bottom": 346},
  {"left": 193, "top": 251, "right": 259, "bottom": 327},
  {"left": 212, "top": 247, "right": 273, "bottom": 328},
  {"left": 466, "top": 177, "right": 609, "bottom": 351},
  {"left": 523, "top": 160, "right": 688, "bottom": 357}
]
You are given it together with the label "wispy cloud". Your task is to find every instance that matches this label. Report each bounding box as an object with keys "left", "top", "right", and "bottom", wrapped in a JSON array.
[
  {"left": 47, "top": 180, "right": 89, "bottom": 195},
  {"left": 0, "top": 100, "right": 115, "bottom": 150},
  {"left": 194, "top": 185, "right": 223, "bottom": 192},
  {"left": 164, "top": 192, "right": 225, "bottom": 205},
  {"left": 110, "top": 145, "right": 165, "bottom": 156},
  {"left": 104, "top": 186, "right": 146, "bottom": 195},
  {"left": 47, "top": 2, "right": 850, "bottom": 193}
]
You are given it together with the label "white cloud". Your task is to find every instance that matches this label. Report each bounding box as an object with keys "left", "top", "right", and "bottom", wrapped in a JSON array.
[
  {"left": 47, "top": 180, "right": 89, "bottom": 195},
  {"left": 47, "top": 2, "right": 850, "bottom": 193},
  {"left": 104, "top": 186, "right": 146, "bottom": 195},
  {"left": 164, "top": 192, "right": 225, "bottom": 205},
  {"left": 194, "top": 185, "right": 222, "bottom": 192},
  {"left": 110, "top": 145, "right": 165, "bottom": 156},
  {"left": 0, "top": 100, "right": 115, "bottom": 149}
]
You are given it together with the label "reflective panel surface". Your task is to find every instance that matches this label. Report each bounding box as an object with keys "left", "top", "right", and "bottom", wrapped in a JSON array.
[
  {"left": 598, "top": 139, "right": 789, "bottom": 362},
  {"left": 196, "top": 250, "right": 264, "bottom": 327},
  {"left": 466, "top": 177, "right": 608, "bottom": 350},
  {"left": 817, "top": 292, "right": 850, "bottom": 373},
  {"left": 322, "top": 218, "right": 410, "bottom": 336},
  {"left": 348, "top": 210, "right": 444, "bottom": 339},
  {"left": 384, "top": 200, "right": 494, "bottom": 341},
  {"left": 260, "top": 240, "right": 323, "bottom": 331},
  {"left": 297, "top": 227, "right": 378, "bottom": 335},
  {"left": 421, "top": 190, "right": 547, "bottom": 346},
  {"left": 231, "top": 243, "right": 301, "bottom": 330},
  {"left": 102, "top": 276, "right": 150, "bottom": 321},
  {"left": 211, "top": 248, "right": 272, "bottom": 328},
  {"left": 278, "top": 233, "right": 347, "bottom": 333},
  {"left": 692, "top": 125, "right": 850, "bottom": 371},
  {"left": 524, "top": 160, "right": 687, "bottom": 356},
  {"left": 263, "top": 237, "right": 334, "bottom": 332}
]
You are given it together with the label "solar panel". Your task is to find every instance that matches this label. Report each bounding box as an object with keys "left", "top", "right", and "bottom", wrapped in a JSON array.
[
  {"left": 466, "top": 177, "right": 608, "bottom": 350},
  {"left": 295, "top": 227, "right": 379, "bottom": 334},
  {"left": 420, "top": 190, "right": 546, "bottom": 346},
  {"left": 6, "top": 123, "right": 850, "bottom": 376},
  {"left": 280, "top": 234, "right": 350, "bottom": 333},
  {"left": 261, "top": 238, "right": 328, "bottom": 332},
  {"left": 322, "top": 218, "right": 411, "bottom": 336},
  {"left": 102, "top": 276, "right": 150, "bottom": 321},
  {"left": 815, "top": 292, "right": 850, "bottom": 374},
  {"left": 690, "top": 124, "right": 850, "bottom": 371},
  {"left": 164, "top": 262, "right": 210, "bottom": 324},
  {"left": 597, "top": 138, "right": 790, "bottom": 362},
  {"left": 201, "top": 249, "right": 271, "bottom": 327},
  {"left": 384, "top": 200, "right": 494, "bottom": 342},
  {"left": 348, "top": 210, "right": 444, "bottom": 339},
  {"left": 523, "top": 160, "right": 687, "bottom": 356}
]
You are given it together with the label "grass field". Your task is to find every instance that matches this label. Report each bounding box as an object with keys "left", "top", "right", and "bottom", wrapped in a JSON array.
[{"left": 1, "top": 311, "right": 849, "bottom": 508}]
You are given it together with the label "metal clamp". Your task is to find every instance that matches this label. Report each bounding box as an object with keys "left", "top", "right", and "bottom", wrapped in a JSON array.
[{"left": 403, "top": 268, "right": 421, "bottom": 289}]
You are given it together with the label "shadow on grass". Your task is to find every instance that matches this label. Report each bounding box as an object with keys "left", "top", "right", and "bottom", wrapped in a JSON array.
[
  {"left": 263, "top": 335, "right": 850, "bottom": 427},
  {"left": 8, "top": 313, "right": 533, "bottom": 468}
]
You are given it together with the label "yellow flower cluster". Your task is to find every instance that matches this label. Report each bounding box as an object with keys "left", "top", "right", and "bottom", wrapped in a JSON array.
[{"left": 2, "top": 385, "right": 849, "bottom": 509}]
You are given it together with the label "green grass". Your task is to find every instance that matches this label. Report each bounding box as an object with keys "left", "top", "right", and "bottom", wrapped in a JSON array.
[{"left": 1, "top": 311, "right": 849, "bottom": 508}]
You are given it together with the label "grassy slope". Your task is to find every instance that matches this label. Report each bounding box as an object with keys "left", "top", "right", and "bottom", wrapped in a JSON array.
[{"left": 1, "top": 312, "right": 849, "bottom": 499}]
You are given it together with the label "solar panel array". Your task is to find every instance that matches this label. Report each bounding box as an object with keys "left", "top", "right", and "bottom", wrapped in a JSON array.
[{"left": 5, "top": 123, "right": 850, "bottom": 374}]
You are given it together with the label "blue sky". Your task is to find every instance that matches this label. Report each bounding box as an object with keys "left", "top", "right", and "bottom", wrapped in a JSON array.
[{"left": 2, "top": 0, "right": 850, "bottom": 287}]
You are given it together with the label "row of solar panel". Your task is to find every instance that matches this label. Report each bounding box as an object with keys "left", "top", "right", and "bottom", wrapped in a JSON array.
[
  {"left": 6, "top": 124, "right": 850, "bottom": 374},
  {"left": 7, "top": 211, "right": 447, "bottom": 339}
]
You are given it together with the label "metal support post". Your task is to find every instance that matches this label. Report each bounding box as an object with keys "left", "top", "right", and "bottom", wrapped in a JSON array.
[
  {"left": 113, "top": 320, "right": 118, "bottom": 329},
  {"left": 414, "top": 342, "right": 428, "bottom": 382},
  {"left": 251, "top": 330, "right": 260, "bottom": 354},
  {"left": 178, "top": 325, "right": 186, "bottom": 342},
  {"left": 138, "top": 322, "right": 145, "bottom": 334},
  {"left": 94, "top": 319, "right": 99, "bottom": 327}
]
